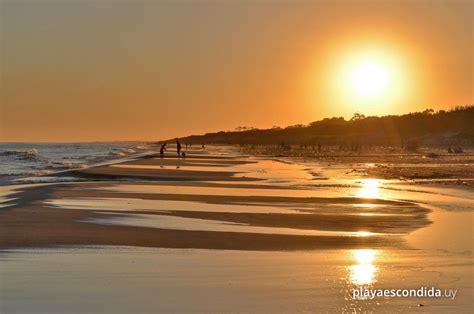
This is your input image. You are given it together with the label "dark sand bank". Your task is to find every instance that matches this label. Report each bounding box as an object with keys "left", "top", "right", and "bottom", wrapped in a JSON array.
[
  {"left": 0, "top": 181, "right": 418, "bottom": 250},
  {"left": 56, "top": 153, "right": 258, "bottom": 181}
]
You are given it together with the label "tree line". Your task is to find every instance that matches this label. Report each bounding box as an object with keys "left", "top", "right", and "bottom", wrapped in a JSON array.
[{"left": 173, "top": 105, "right": 474, "bottom": 148}]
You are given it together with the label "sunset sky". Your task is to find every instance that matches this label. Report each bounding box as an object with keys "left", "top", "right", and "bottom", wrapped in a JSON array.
[{"left": 1, "top": 0, "right": 472, "bottom": 142}]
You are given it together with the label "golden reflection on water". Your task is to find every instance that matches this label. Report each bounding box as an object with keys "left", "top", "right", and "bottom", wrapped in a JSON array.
[
  {"left": 355, "top": 231, "right": 372, "bottom": 237},
  {"left": 353, "top": 203, "right": 379, "bottom": 208},
  {"left": 357, "top": 179, "right": 381, "bottom": 199},
  {"left": 349, "top": 249, "right": 378, "bottom": 286}
]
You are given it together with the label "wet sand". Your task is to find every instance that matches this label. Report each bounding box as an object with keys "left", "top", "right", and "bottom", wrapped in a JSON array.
[
  {"left": 0, "top": 145, "right": 473, "bottom": 312},
  {"left": 2, "top": 247, "right": 472, "bottom": 313},
  {"left": 241, "top": 145, "right": 474, "bottom": 185}
]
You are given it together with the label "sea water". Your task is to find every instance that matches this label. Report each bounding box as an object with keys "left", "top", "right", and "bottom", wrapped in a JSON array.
[{"left": 0, "top": 142, "right": 148, "bottom": 184}]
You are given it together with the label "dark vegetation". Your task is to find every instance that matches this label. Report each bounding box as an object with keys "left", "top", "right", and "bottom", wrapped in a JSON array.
[{"left": 173, "top": 105, "right": 474, "bottom": 149}]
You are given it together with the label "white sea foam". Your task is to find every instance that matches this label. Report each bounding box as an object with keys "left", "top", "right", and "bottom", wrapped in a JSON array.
[{"left": 0, "top": 143, "right": 149, "bottom": 183}]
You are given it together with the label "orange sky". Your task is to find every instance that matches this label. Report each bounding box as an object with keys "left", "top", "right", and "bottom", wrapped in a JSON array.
[{"left": 1, "top": 0, "right": 472, "bottom": 142}]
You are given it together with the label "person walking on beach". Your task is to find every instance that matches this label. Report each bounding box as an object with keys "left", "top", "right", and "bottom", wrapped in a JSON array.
[
  {"left": 159, "top": 143, "right": 166, "bottom": 158},
  {"left": 176, "top": 139, "right": 182, "bottom": 157}
]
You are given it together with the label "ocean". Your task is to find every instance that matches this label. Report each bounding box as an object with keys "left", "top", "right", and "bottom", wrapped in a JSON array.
[{"left": 0, "top": 142, "right": 151, "bottom": 185}]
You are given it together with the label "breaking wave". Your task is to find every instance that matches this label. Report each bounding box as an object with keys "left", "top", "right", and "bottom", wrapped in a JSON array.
[
  {"left": 0, "top": 149, "right": 39, "bottom": 160},
  {"left": 0, "top": 143, "right": 151, "bottom": 183},
  {"left": 111, "top": 147, "right": 138, "bottom": 157}
]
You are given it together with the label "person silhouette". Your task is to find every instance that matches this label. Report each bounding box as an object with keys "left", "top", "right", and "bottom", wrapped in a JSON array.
[
  {"left": 176, "top": 139, "right": 182, "bottom": 157},
  {"left": 160, "top": 143, "right": 166, "bottom": 158}
]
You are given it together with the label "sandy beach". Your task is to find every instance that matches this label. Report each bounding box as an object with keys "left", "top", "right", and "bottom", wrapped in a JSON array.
[
  {"left": 0, "top": 145, "right": 473, "bottom": 312},
  {"left": 3, "top": 0, "right": 472, "bottom": 311}
]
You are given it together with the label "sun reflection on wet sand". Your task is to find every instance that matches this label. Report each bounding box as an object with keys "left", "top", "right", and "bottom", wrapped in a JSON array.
[
  {"left": 355, "top": 231, "right": 372, "bottom": 237},
  {"left": 349, "top": 249, "right": 378, "bottom": 286},
  {"left": 357, "top": 179, "right": 381, "bottom": 199},
  {"left": 353, "top": 203, "right": 379, "bottom": 208}
]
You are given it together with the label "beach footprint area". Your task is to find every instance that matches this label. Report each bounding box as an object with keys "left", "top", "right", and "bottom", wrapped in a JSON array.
[{"left": 1, "top": 147, "right": 472, "bottom": 313}]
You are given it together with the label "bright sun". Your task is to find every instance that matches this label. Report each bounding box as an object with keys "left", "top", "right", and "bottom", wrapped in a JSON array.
[
  {"left": 323, "top": 46, "right": 407, "bottom": 116},
  {"left": 350, "top": 60, "right": 389, "bottom": 98}
]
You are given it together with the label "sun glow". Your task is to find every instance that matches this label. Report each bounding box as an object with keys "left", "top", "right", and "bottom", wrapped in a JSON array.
[
  {"left": 350, "top": 60, "right": 389, "bottom": 98},
  {"left": 322, "top": 44, "right": 409, "bottom": 116},
  {"left": 340, "top": 50, "right": 399, "bottom": 106}
]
